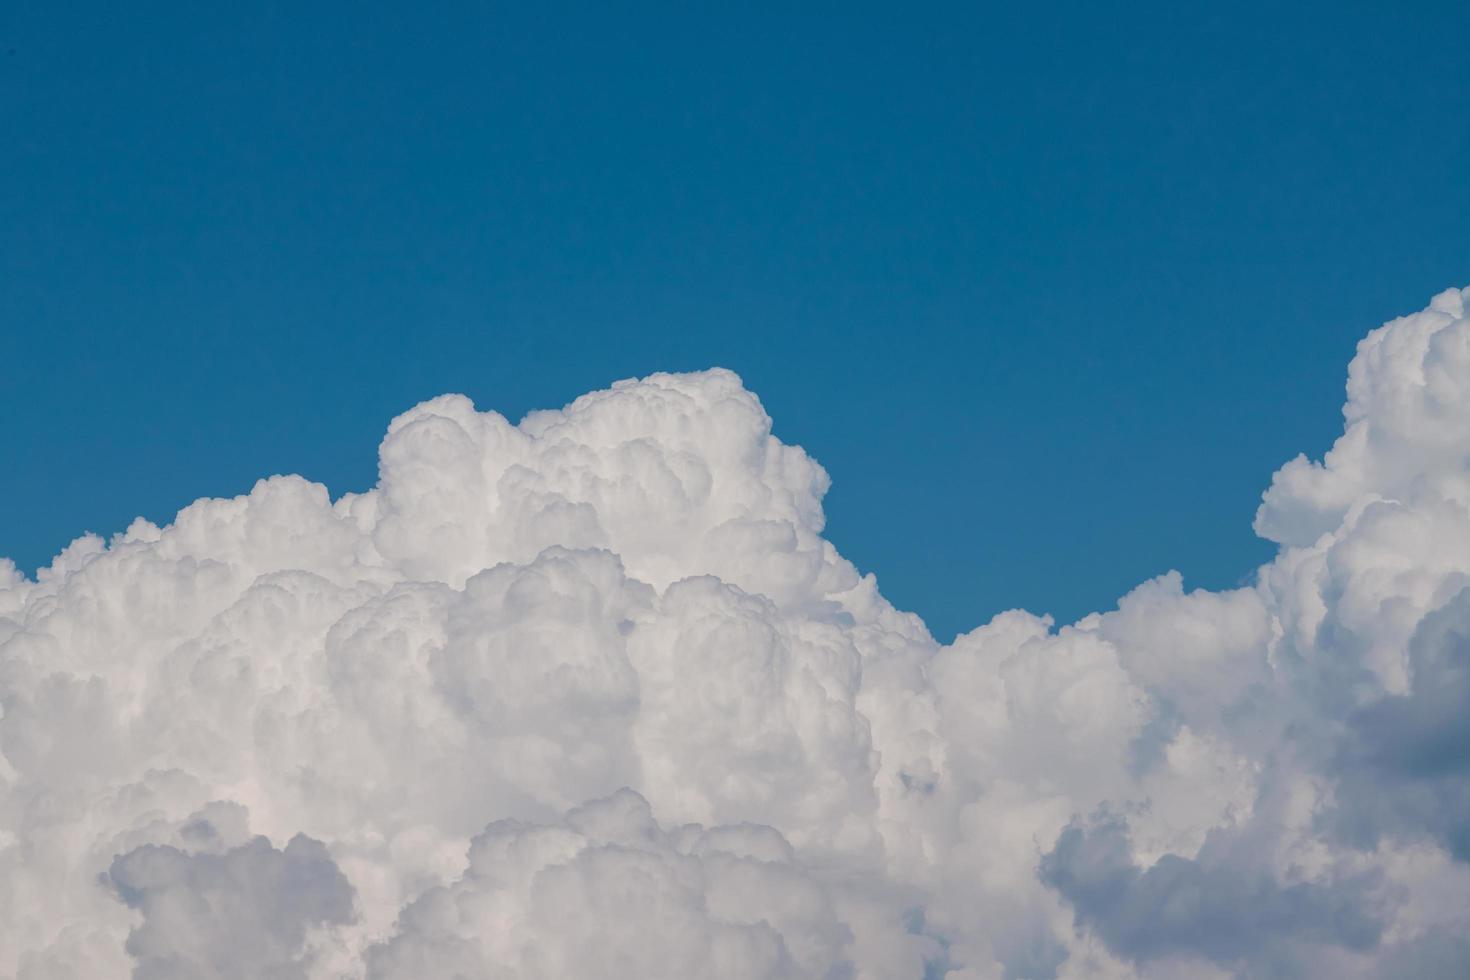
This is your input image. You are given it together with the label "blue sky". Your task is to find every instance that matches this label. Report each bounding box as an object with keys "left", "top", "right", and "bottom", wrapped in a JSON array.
[{"left": 3, "top": 1, "right": 1468, "bottom": 640}]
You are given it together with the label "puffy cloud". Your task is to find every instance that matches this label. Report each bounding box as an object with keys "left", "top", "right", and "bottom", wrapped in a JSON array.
[
  {"left": 1039, "top": 811, "right": 1384, "bottom": 975},
  {"left": 1, "top": 288, "right": 1469, "bottom": 978},
  {"left": 107, "top": 827, "right": 355, "bottom": 980},
  {"left": 1330, "top": 586, "right": 1470, "bottom": 860},
  {"left": 1255, "top": 287, "right": 1470, "bottom": 548},
  {"left": 366, "top": 788, "right": 933, "bottom": 980}
]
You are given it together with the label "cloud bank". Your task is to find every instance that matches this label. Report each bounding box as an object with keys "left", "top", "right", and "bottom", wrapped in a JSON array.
[{"left": 3, "top": 287, "right": 1470, "bottom": 979}]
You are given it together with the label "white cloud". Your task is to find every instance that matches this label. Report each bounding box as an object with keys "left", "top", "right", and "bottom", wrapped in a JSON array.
[
  {"left": 365, "top": 788, "right": 933, "bottom": 980},
  {"left": 2, "top": 288, "right": 1469, "bottom": 978}
]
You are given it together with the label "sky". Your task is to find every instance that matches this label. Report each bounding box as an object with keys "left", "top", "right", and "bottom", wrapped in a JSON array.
[
  {"left": 5, "top": 6, "right": 1470, "bottom": 976},
  {"left": 4, "top": 1, "right": 1469, "bottom": 641}
]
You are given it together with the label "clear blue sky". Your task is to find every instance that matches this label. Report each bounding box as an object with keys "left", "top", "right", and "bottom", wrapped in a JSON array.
[{"left": 4, "top": 2, "right": 1468, "bottom": 639}]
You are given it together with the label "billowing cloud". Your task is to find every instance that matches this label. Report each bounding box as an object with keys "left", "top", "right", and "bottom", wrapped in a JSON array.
[
  {"left": 108, "top": 823, "right": 355, "bottom": 980},
  {"left": 365, "top": 788, "right": 934, "bottom": 980},
  {"left": 1040, "top": 811, "right": 1383, "bottom": 974},
  {"left": 2, "top": 288, "right": 1469, "bottom": 978}
]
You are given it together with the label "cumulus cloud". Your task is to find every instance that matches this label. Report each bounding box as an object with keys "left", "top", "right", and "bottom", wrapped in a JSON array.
[
  {"left": 1039, "top": 811, "right": 1384, "bottom": 974},
  {"left": 1330, "top": 587, "right": 1470, "bottom": 861},
  {"left": 366, "top": 788, "right": 933, "bottom": 980},
  {"left": 108, "top": 827, "right": 355, "bottom": 980},
  {"left": 1, "top": 289, "right": 1469, "bottom": 978}
]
